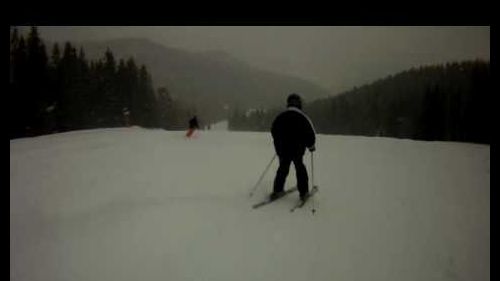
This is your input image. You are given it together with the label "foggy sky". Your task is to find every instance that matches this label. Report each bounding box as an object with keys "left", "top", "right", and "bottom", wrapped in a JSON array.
[{"left": 19, "top": 26, "right": 490, "bottom": 94}]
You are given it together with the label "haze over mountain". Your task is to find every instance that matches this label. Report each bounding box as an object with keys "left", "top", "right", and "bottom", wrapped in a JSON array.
[
  {"left": 67, "top": 38, "right": 332, "bottom": 121},
  {"left": 34, "top": 26, "right": 490, "bottom": 95}
]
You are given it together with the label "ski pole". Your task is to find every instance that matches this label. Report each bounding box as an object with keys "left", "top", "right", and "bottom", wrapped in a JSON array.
[
  {"left": 311, "top": 151, "right": 317, "bottom": 214},
  {"left": 249, "top": 154, "right": 276, "bottom": 197},
  {"left": 311, "top": 151, "right": 314, "bottom": 188}
]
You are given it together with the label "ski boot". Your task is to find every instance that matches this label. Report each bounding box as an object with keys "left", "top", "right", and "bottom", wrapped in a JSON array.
[
  {"left": 269, "top": 190, "right": 286, "bottom": 201},
  {"left": 300, "top": 191, "right": 310, "bottom": 202}
]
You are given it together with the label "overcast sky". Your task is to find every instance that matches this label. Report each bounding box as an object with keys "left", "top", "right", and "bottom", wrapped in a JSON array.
[{"left": 20, "top": 26, "right": 490, "bottom": 93}]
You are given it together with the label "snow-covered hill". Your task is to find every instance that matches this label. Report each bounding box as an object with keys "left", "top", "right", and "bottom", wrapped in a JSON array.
[{"left": 10, "top": 128, "right": 490, "bottom": 281}]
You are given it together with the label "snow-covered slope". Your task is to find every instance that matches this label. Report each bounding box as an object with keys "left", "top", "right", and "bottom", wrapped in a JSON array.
[{"left": 10, "top": 128, "right": 490, "bottom": 281}]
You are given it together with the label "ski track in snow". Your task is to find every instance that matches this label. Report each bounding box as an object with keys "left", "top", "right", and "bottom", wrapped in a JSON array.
[{"left": 10, "top": 128, "right": 490, "bottom": 281}]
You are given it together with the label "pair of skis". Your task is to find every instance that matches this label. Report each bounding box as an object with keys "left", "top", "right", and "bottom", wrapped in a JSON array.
[{"left": 252, "top": 186, "right": 318, "bottom": 212}]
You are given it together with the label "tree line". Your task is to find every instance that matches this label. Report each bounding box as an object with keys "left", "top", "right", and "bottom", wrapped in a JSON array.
[
  {"left": 10, "top": 26, "right": 192, "bottom": 139},
  {"left": 229, "top": 60, "right": 490, "bottom": 144}
]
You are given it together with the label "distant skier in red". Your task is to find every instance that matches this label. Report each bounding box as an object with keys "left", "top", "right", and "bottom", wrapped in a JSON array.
[{"left": 186, "top": 115, "right": 199, "bottom": 138}]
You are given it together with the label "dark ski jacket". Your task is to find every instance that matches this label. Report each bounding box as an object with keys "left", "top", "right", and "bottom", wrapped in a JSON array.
[
  {"left": 271, "top": 107, "right": 316, "bottom": 157},
  {"left": 189, "top": 116, "right": 199, "bottom": 129}
]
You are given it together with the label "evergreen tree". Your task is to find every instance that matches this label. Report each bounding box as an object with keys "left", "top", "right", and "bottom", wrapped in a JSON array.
[
  {"left": 115, "top": 59, "right": 129, "bottom": 126},
  {"left": 10, "top": 28, "right": 19, "bottom": 84},
  {"left": 137, "top": 65, "right": 157, "bottom": 127},
  {"left": 74, "top": 47, "right": 90, "bottom": 128},
  {"left": 10, "top": 31, "right": 28, "bottom": 138},
  {"left": 25, "top": 26, "right": 50, "bottom": 135},
  {"left": 102, "top": 48, "right": 120, "bottom": 126},
  {"left": 125, "top": 58, "right": 139, "bottom": 125},
  {"left": 57, "top": 42, "right": 78, "bottom": 130}
]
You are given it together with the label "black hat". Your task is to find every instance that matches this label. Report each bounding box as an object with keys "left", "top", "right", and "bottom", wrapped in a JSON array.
[{"left": 287, "top": 93, "right": 302, "bottom": 109}]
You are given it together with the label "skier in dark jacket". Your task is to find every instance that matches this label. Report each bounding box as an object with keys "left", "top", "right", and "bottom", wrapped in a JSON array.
[
  {"left": 189, "top": 116, "right": 199, "bottom": 129},
  {"left": 271, "top": 93, "right": 316, "bottom": 201},
  {"left": 186, "top": 115, "right": 199, "bottom": 138}
]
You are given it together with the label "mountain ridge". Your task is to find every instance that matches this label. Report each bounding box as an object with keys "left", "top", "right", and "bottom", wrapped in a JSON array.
[{"left": 55, "top": 38, "right": 332, "bottom": 122}]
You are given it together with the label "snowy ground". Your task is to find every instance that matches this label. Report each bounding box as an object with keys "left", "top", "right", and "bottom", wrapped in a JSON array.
[
  {"left": 211, "top": 120, "right": 228, "bottom": 131},
  {"left": 10, "top": 128, "right": 489, "bottom": 281}
]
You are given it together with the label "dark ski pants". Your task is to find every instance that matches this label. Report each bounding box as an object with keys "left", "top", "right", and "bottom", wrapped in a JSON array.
[{"left": 273, "top": 154, "right": 309, "bottom": 197}]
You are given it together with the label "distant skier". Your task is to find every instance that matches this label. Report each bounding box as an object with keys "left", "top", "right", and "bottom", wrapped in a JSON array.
[
  {"left": 270, "top": 93, "right": 316, "bottom": 201},
  {"left": 186, "top": 115, "right": 199, "bottom": 138}
]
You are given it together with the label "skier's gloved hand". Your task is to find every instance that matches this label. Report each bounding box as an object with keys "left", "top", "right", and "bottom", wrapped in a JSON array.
[{"left": 308, "top": 145, "right": 316, "bottom": 152}]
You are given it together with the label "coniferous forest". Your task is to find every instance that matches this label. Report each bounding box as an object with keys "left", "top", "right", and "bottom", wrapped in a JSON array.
[
  {"left": 229, "top": 60, "right": 490, "bottom": 144},
  {"left": 10, "top": 27, "right": 191, "bottom": 139}
]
